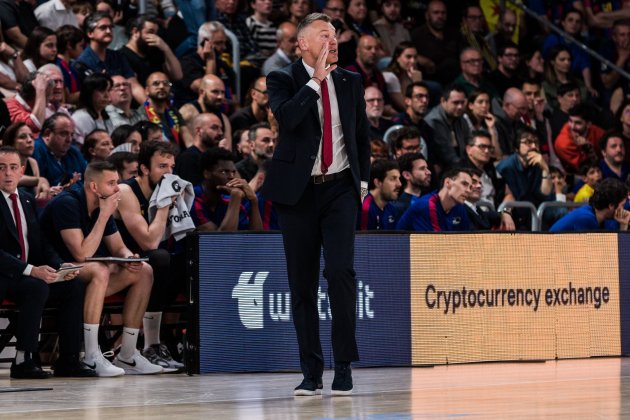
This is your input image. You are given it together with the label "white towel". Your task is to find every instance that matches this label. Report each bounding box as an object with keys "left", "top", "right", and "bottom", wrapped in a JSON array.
[{"left": 148, "top": 174, "right": 195, "bottom": 241}]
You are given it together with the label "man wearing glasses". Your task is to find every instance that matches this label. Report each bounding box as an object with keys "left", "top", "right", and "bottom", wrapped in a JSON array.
[
  {"left": 230, "top": 76, "right": 270, "bottom": 131},
  {"left": 140, "top": 72, "right": 193, "bottom": 149},
  {"left": 463, "top": 130, "right": 508, "bottom": 208},
  {"left": 453, "top": 47, "right": 498, "bottom": 98},
  {"left": 106, "top": 75, "right": 147, "bottom": 128}
]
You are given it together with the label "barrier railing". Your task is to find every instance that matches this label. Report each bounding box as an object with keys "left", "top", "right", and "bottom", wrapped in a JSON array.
[{"left": 497, "top": 200, "right": 539, "bottom": 230}]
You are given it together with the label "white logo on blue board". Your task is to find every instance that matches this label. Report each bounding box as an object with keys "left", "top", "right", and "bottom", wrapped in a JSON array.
[{"left": 232, "top": 271, "right": 268, "bottom": 329}]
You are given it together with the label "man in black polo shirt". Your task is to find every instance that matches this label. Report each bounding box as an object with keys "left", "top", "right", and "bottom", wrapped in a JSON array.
[{"left": 40, "top": 161, "right": 163, "bottom": 377}]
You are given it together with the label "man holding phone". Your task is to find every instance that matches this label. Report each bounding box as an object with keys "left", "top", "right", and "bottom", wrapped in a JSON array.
[
  {"left": 0, "top": 146, "right": 93, "bottom": 379},
  {"left": 40, "top": 160, "right": 162, "bottom": 377}
]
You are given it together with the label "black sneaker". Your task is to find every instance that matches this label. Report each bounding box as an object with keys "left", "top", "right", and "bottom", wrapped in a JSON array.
[
  {"left": 331, "top": 363, "right": 353, "bottom": 395},
  {"left": 10, "top": 358, "right": 51, "bottom": 379},
  {"left": 294, "top": 376, "right": 323, "bottom": 396},
  {"left": 53, "top": 358, "right": 98, "bottom": 378}
]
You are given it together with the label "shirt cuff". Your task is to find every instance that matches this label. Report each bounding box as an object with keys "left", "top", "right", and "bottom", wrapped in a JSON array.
[
  {"left": 23, "top": 264, "right": 33, "bottom": 276},
  {"left": 306, "top": 79, "right": 320, "bottom": 91},
  {"left": 360, "top": 181, "right": 368, "bottom": 190},
  {"left": 29, "top": 114, "right": 42, "bottom": 129}
]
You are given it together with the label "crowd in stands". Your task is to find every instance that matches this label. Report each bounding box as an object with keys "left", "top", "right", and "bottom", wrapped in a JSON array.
[{"left": 5, "top": 0, "right": 630, "bottom": 378}]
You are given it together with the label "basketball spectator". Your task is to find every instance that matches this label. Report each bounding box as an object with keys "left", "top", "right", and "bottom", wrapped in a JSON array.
[
  {"left": 33, "top": 113, "right": 86, "bottom": 187},
  {"left": 370, "top": 138, "right": 389, "bottom": 161},
  {"left": 392, "top": 82, "right": 433, "bottom": 149},
  {"left": 134, "top": 120, "right": 164, "bottom": 142},
  {"left": 485, "top": 8, "right": 518, "bottom": 58},
  {"left": 549, "top": 82, "right": 581, "bottom": 140},
  {"left": 554, "top": 104, "right": 604, "bottom": 173},
  {"left": 81, "top": 129, "right": 114, "bottom": 162},
  {"left": 284, "top": 0, "right": 312, "bottom": 26},
  {"left": 175, "top": 21, "right": 235, "bottom": 108},
  {"left": 74, "top": 12, "right": 145, "bottom": 104},
  {"left": 107, "top": 151, "right": 138, "bottom": 182},
  {"left": 494, "top": 87, "right": 529, "bottom": 156},
  {"left": 372, "top": 0, "right": 410, "bottom": 56},
  {"left": 454, "top": 47, "right": 498, "bottom": 98},
  {"left": 496, "top": 127, "right": 553, "bottom": 228},
  {"left": 0, "top": 146, "right": 93, "bottom": 379},
  {"left": 574, "top": 161, "right": 602, "bottom": 203},
  {"left": 72, "top": 73, "right": 115, "bottom": 145},
  {"left": 599, "top": 131, "right": 630, "bottom": 181},
  {"left": 0, "top": 34, "right": 27, "bottom": 96},
  {"left": 358, "top": 159, "right": 401, "bottom": 230},
  {"left": 230, "top": 76, "right": 269, "bottom": 131},
  {"left": 34, "top": 0, "right": 78, "bottom": 31},
  {"left": 176, "top": 113, "right": 225, "bottom": 185},
  {"left": 40, "top": 161, "right": 162, "bottom": 376},
  {"left": 111, "top": 124, "right": 142, "bottom": 153},
  {"left": 463, "top": 90, "right": 501, "bottom": 160},
  {"left": 121, "top": 15, "right": 183, "bottom": 87},
  {"left": 462, "top": 130, "right": 507, "bottom": 208},
  {"left": 392, "top": 152, "right": 431, "bottom": 215},
  {"left": 0, "top": 0, "right": 38, "bottom": 49},
  {"left": 365, "top": 86, "right": 393, "bottom": 140},
  {"left": 236, "top": 122, "right": 275, "bottom": 181},
  {"left": 487, "top": 42, "right": 523, "bottom": 98},
  {"left": 179, "top": 74, "right": 232, "bottom": 144},
  {"left": 262, "top": 21, "right": 298, "bottom": 75},
  {"left": 5, "top": 69, "right": 68, "bottom": 137},
  {"left": 389, "top": 126, "right": 421, "bottom": 159},
  {"left": 2, "top": 122, "right": 49, "bottom": 198},
  {"left": 141, "top": 72, "right": 192, "bottom": 149},
  {"left": 114, "top": 140, "right": 185, "bottom": 371},
  {"left": 22, "top": 27, "right": 58, "bottom": 73},
  {"left": 459, "top": 4, "right": 495, "bottom": 71},
  {"left": 410, "top": 0, "right": 459, "bottom": 86},
  {"left": 344, "top": 0, "right": 379, "bottom": 39},
  {"left": 382, "top": 42, "right": 423, "bottom": 112},
  {"left": 550, "top": 178, "right": 630, "bottom": 232},
  {"left": 346, "top": 35, "right": 391, "bottom": 110},
  {"left": 94, "top": 0, "right": 127, "bottom": 50},
  {"left": 424, "top": 84, "right": 470, "bottom": 171},
  {"left": 396, "top": 167, "right": 473, "bottom": 232},
  {"left": 599, "top": 19, "right": 630, "bottom": 91},
  {"left": 106, "top": 75, "right": 147, "bottom": 128},
  {"left": 465, "top": 168, "right": 515, "bottom": 230},
  {"left": 214, "top": 0, "right": 261, "bottom": 62},
  {"left": 55, "top": 25, "right": 84, "bottom": 104},
  {"left": 542, "top": 46, "right": 587, "bottom": 111},
  {"left": 192, "top": 147, "right": 263, "bottom": 231},
  {"left": 246, "top": 0, "right": 278, "bottom": 57},
  {"left": 521, "top": 45, "right": 545, "bottom": 82},
  {"left": 233, "top": 128, "right": 252, "bottom": 162}
]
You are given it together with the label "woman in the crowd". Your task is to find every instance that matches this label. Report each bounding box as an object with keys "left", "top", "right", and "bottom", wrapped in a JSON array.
[
  {"left": 72, "top": 73, "right": 115, "bottom": 145},
  {"left": 383, "top": 42, "right": 423, "bottom": 112},
  {"left": 2, "top": 122, "right": 51, "bottom": 197},
  {"left": 55, "top": 25, "right": 84, "bottom": 105},
  {"left": 81, "top": 129, "right": 115, "bottom": 162},
  {"left": 284, "top": 0, "right": 312, "bottom": 25},
  {"left": 22, "top": 27, "right": 58, "bottom": 73},
  {"left": 111, "top": 124, "right": 142, "bottom": 154},
  {"left": 463, "top": 90, "right": 502, "bottom": 160},
  {"left": 541, "top": 45, "right": 587, "bottom": 110},
  {"left": 520, "top": 46, "right": 544, "bottom": 82}
]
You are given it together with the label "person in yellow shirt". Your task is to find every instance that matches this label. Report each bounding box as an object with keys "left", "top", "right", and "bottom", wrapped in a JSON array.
[{"left": 574, "top": 161, "right": 602, "bottom": 203}]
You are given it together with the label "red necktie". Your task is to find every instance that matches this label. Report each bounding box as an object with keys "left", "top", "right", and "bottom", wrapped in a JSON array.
[
  {"left": 9, "top": 193, "right": 26, "bottom": 261},
  {"left": 320, "top": 78, "right": 333, "bottom": 174}
]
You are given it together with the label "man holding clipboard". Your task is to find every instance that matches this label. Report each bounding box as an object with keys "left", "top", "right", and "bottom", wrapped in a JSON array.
[
  {"left": 40, "top": 160, "right": 163, "bottom": 377},
  {"left": 0, "top": 146, "right": 94, "bottom": 379}
]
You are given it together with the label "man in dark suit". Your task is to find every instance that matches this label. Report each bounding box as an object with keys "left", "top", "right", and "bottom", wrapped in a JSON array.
[
  {"left": 263, "top": 13, "right": 370, "bottom": 396},
  {"left": 0, "top": 146, "right": 95, "bottom": 379}
]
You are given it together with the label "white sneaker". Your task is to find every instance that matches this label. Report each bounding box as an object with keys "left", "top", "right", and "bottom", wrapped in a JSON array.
[
  {"left": 83, "top": 350, "right": 125, "bottom": 377},
  {"left": 113, "top": 350, "right": 164, "bottom": 375}
]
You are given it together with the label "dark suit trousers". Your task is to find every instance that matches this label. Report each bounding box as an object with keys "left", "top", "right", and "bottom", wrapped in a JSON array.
[
  {"left": 5, "top": 276, "right": 84, "bottom": 358},
  {"left": 275, "top": 173, "right": 360, "bottom": 379}
]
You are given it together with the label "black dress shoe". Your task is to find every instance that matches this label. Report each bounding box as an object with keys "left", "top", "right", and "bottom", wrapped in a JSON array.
[
  {"left": 53, "top": 359, "right": 98, "bottom": 378},
  {"left": 331, "top": 363, "right": 353, "bottom": 395},
  {"left": 294, "top": 376, "right": 323, "bottom": 396},
  {"left": 10, "top": 359, "right": 52, "bottom": 379}
]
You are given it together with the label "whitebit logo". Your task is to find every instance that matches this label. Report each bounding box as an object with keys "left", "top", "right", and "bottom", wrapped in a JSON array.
[{"left": 232, "top": 271, "right": 268, "bottom": 329}]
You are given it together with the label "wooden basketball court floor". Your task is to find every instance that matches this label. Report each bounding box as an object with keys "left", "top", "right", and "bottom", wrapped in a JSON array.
[{"left": 0, "top": 357, "right": 627, "bottom": 419}]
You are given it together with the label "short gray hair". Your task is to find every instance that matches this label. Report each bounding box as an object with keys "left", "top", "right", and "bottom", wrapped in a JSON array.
[
  {"left": 297, "top": 13, "right": 331, "bottom": 38},
  {"left": 198, "top": 21, "right": 225, "bottom": 47}
]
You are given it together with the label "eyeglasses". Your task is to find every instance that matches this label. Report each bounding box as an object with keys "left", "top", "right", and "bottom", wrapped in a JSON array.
[
  {"left": 151, "top": 80, "right": 172, "bottom": 87},
  {"left": 113, "top": 82, "right": 131, "bottom": 89},
  {"left": 412, "top": 93, "right": 429, "bottom": 100},
  {"left": 366, "top": 97, "right": 384, "bottom": 103},
  {"left": 474, "top": 144, "right": 495, "bottom": 152},
  {"left": 462, "top": 58, "right": 483, "bottom": 65},
  {"left": 95, "top": 24, "right": 113, "bottom": 31},
  {"left": 520, "top": 139, "right": 539, "bottom": 146},
  {"left": 253, "top": 87, "right": 268, "bottom": 95}
]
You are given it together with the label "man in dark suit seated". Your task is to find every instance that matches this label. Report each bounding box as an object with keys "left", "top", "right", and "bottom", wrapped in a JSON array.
[
  {"left": 264, "top": 13, "right": 370, "bottom": 396},
  {"left": 0, "top": 146, "right": 95, "bottom": 379}
]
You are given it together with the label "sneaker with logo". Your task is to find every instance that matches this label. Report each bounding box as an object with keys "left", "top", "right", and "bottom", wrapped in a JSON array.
[
  {"left": 142, "top": 344, "right": 184, "bottom": 371},
  {"left": 113, "top": 349, "right": 164, "bottom": 375},
  {"left": 83, "top": 350, "right": 125, "bottom": 377}
]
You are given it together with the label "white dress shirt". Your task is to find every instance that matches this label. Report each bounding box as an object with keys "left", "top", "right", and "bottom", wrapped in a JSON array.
[{"left": 2, "top": 190, "right": 32, "bottom": 275}]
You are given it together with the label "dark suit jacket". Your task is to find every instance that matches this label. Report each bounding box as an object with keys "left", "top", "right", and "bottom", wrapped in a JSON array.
[
  {"left": 262, "top": 59, "right": 371, "bottom": 206},
  {"left": 0, "top": 191, "right": 62, "bottom": 284}
]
